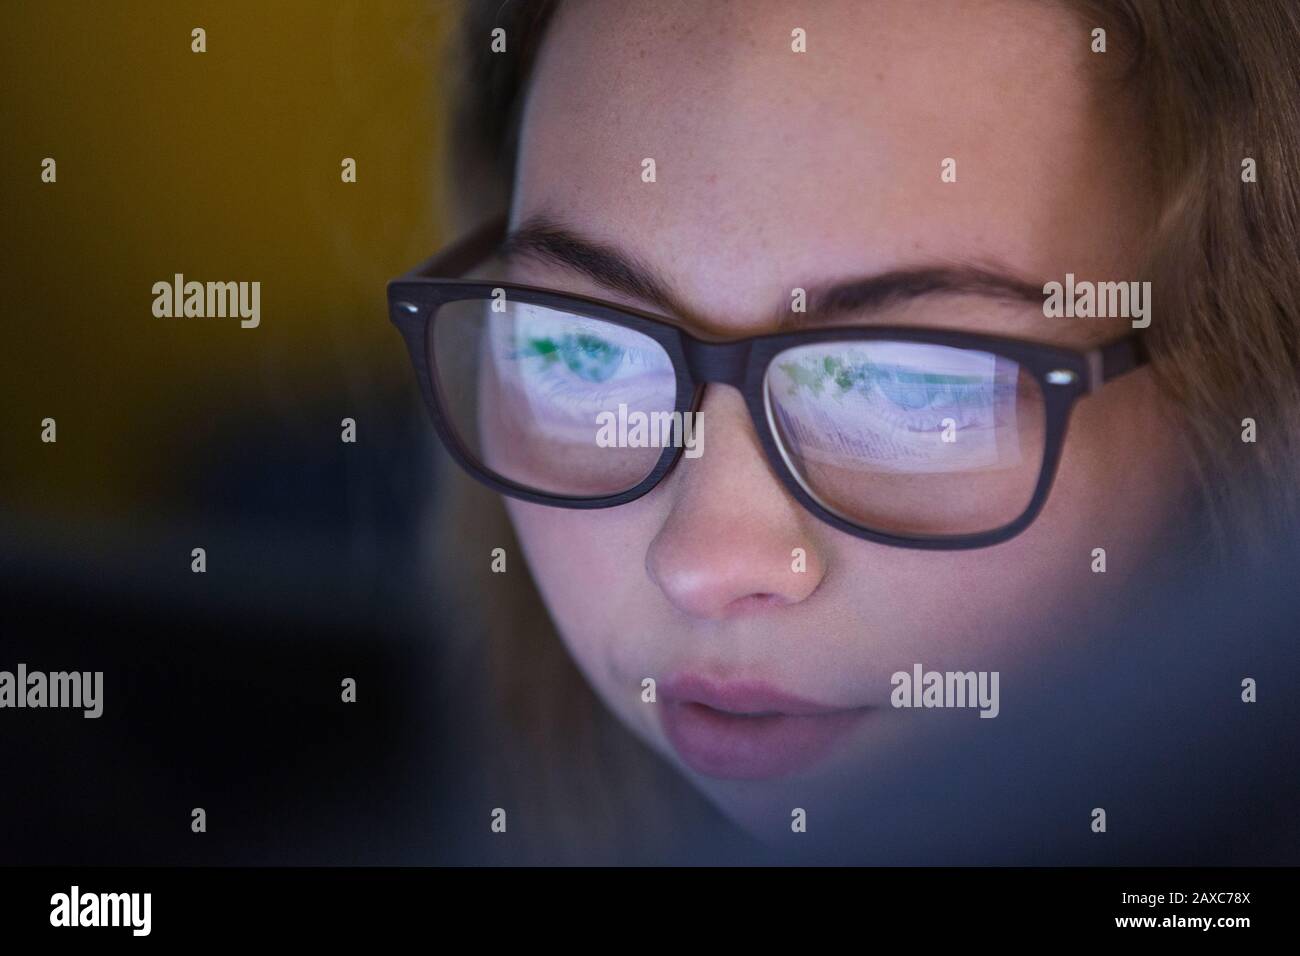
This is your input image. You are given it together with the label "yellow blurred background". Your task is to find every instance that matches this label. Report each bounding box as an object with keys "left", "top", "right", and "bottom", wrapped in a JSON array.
[{"left": 1, "top": 0, "right": 456, "bottom": 527}]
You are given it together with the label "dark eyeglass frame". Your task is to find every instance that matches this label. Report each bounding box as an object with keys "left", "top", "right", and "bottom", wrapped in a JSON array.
[{"left": 387, "top": 216, "right": 1149, "bottom": 550}]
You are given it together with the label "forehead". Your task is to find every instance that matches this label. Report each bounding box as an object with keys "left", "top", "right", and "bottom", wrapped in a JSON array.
[{"left": 513, "top": 0, "right": 1152, "bottom": 333}]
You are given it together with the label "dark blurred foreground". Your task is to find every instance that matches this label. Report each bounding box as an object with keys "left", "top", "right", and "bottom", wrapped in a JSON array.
[{"left": 3, "top": 425, "right": 1297, "bottom": 865}]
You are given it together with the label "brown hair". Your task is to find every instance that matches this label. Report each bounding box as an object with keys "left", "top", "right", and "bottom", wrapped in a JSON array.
[
  {"left": 431, "top": 0, "right": 1300, "bottom": 860},
  {"left": 1065, "top": 0, "right": 1300, "bottom": 547}
]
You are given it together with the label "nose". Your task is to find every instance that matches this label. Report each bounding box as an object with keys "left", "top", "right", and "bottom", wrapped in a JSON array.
[{"left": 644, "top": 386, "right": 827, "bottom": 620}]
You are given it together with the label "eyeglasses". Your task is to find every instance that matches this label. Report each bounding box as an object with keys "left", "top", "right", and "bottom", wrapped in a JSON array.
[{"left": 387, "top": 217, "right": 1148, "bottom": 550}]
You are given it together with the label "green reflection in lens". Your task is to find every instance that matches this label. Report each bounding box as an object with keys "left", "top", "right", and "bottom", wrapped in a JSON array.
[{"left": 517, "top": 333, "right": 625, "bottom": 383}]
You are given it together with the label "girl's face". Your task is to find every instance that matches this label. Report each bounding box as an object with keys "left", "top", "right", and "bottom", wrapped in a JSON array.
[{"left": 500, "top": 0, "right": 1189, "bottom": 836}]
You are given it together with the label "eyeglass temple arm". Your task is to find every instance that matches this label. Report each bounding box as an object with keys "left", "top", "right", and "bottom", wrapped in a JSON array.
[
  {"left": 400, "top": 213, "right": 510, "bottom": 280},
  {"left": 1088, "top": 333, "right": 1149, "bottom": 393}
]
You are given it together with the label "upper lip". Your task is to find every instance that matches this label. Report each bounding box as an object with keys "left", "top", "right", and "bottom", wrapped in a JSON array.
[{"left": 659, "top": 673, "right": 858, "bottom": 717}]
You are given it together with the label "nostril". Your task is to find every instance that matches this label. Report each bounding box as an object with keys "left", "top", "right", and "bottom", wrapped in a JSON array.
[{"left": 722, "top": 593, "right": 789, "bottom": 616}]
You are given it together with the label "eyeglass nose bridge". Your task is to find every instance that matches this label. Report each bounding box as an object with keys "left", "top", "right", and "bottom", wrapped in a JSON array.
[{"left": 681, "top": 336, "right": 752, "bottom": 388}]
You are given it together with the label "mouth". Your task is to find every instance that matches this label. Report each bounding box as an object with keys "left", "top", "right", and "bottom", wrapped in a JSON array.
[{"left": 656, "top": 674, "right": 872, "bottom": 780}]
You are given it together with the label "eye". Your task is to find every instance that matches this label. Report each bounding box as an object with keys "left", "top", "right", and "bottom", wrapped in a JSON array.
[
  {"left": 488, "top": 305, "right": 678, "bottom": 415},
  {"left": 772, "top": 344, "right": 1020, "bottom": 438},
  {"left": 874, "top": 369, "right": 993, "bottom": 413},
  {"left": 518, "top": 332, "right": 627, "bottom": 383}
]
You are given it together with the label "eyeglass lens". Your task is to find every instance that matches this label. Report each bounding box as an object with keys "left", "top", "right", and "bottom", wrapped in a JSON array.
[{"left": 429, "top": 298, "right": 1046, "bottom": 535}]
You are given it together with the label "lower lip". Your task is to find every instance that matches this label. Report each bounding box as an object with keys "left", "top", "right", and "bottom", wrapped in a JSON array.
[{"left": 658, "top": 701, "right": 871, "bottom": 780}]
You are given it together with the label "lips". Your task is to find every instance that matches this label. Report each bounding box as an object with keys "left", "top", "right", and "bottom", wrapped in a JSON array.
[{"left": 656, "top": 674, "right": 871, "bottom": 780}]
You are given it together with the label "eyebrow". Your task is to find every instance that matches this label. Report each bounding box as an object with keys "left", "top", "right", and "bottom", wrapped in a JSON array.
[{"left": 498, "top": 214, "right": 1045, "bottom": 331}]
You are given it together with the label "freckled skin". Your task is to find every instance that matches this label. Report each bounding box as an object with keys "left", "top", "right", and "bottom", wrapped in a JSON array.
[{"left": 501, "top": 0, "right": 1191, "bottom": 837}]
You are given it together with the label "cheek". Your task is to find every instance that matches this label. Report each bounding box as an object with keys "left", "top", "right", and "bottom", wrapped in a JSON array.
[
  {"left": 1039, "top": 369, "right": 1189, "bottom": 576},
  {"left": 504, "top": 497, "right": 659, "bottom": 680},
  {"left": 821, "top": 371, "right": 1189, "bottom": 673}
]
